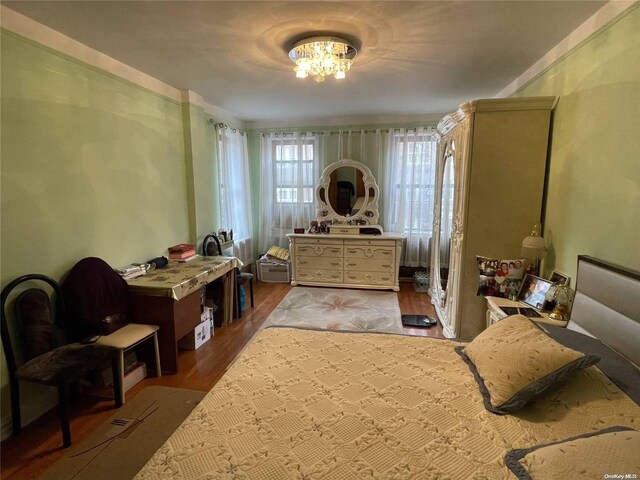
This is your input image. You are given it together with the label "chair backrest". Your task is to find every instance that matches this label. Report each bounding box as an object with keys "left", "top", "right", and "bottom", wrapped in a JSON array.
[
  {"left": 61, "top": 257, "right": 130, "bottom": 341},
  {"left": 1, "top": 274, "right": 67, "bottom": 376},
  {"left": 202, "top": 234, "right": 222, "bottom": 256}
]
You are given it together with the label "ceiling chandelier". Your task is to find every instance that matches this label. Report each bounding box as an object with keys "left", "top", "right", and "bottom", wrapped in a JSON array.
[{"left": 288, "top": 36, "right": 358, "bottom": 82}]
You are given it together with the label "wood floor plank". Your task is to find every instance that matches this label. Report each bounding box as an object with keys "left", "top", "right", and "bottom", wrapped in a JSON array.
[{"left": 0, "top": 281, "right": 441, "bottom": 479}]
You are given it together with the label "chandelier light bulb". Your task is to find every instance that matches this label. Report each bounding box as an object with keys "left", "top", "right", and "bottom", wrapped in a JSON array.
[{"left": 288, "top": 35, "right": 358, "bottom": 82}]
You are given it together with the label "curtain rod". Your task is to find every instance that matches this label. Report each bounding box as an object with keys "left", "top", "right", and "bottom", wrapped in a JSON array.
[
  {"left": 259, "top": 127, "right": 434, "bottom": 137},
  {"left": 208, "top": 119, "right": 246, "bottom": 136}
]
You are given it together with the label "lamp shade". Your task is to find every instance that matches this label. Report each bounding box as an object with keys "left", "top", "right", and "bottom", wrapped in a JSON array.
[
  {"left": 521, "top": 223, "right": 547, "bottom": 260},
  {"left": 521, "top": 235, "right": 546, "bottom": 257}
]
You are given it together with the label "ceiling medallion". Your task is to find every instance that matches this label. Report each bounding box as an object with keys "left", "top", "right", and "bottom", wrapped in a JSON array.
[{"left": 288, "top": 35, "right": 358, "bottom": 82}]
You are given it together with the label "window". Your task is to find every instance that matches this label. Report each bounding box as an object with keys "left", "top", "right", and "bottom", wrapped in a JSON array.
[
  {"left": 260, "top": 134, "right": 319, "bottom": 250},
  {"left": 385, "top": 128, "right": 438, "bottom": 267},
  {"left": 391, "top": 133, "right": 438, "bottom": 235},
  {"left": 273, "top": 140, "right": 316, "bottom": 204}
]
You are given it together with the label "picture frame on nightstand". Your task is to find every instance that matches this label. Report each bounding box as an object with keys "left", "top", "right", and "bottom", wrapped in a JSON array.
[
  {"left": 549, "top": 270, "right": 570, "bottom": 287},
  {"left": 517, "top": 274, "right": 553, "bottom": 311}
]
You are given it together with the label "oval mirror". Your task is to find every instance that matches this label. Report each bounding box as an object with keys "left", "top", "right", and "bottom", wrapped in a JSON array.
[
  {"left": 315, "top": 159, "right": 381, "bottom": 228},
  {"left": 327, "top": 166, "right": 366, "bottom": 215},
  {"left": 439, "top": 146, "right": 456, "bottom": 295}
]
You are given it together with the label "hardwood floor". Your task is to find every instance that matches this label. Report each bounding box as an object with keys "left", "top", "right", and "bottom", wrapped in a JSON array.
[{"left": 0, "top": 281, "right": 442, "bottom": 479}]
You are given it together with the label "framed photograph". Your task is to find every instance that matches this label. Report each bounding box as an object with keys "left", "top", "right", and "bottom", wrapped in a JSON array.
[
  {"left": 517, "top": 274, "right": 553, "bottom": 311},
  {"left": 549, "top": 270, "right": 570, "bottom": 287}
]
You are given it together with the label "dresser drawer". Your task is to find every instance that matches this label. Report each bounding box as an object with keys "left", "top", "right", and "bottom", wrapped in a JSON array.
[
  {"left": 344, "top": 258, "right": 394, "bottom": 273},
  {"left": 344, "top": 245, "right": 395, "bottom": 260},
  {"left": 344, "top": 270, "right": 394, "bottom": 286},
  {"left": 296, "top": 256, "right": 343, "bottom": 270},
  {"left": 295, "top": 237, "right": 343, "bottom": 245},
  {"left": 297, "top": 269, "right": 343, "bottom": 283},
  {"left": 296, "top": 244, "right": 343, "bottom": 258},
  {"left": 348, "top": 239, "right": 397, "bottom": 247}
]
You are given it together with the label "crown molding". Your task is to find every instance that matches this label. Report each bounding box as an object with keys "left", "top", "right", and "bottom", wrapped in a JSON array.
[
  {"left": 497, "top": 1, "right": 637, "bottom": 98},
  {"left": 245, "top": 112, "right": 443, "bottom": 130},
  {"left": 1, "top": 5, "right": 182, "bottom": 102},
  {"left": 468, "top": 97, "right": 558, "bottom": 112}
]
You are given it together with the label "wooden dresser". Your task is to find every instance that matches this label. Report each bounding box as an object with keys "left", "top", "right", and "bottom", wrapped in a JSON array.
[{"left": 287, "top": 233, "right": 404, "bottom": 291}]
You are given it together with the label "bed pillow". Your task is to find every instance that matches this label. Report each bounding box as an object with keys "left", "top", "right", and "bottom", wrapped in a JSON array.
[
  {"left": 541, "top": 324, "right": 640, "bottom": 405},
  {"left": 505, "top": 426, "right": 639, "bottom": 480},
  {"left": 455, "top": 315, "right": 599, "bottom": 413},
  {"left": 476, "top": 256, "right": 526, "bottom": 298}
]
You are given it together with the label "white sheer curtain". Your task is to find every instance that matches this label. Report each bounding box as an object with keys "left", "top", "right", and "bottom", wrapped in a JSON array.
[
  {"left": 383, "top": 128, "right": 438, "bottom": 267},
  {"left": 259, "top": 133, "right": 319, "bottom": 251},
  {"left": 318, "top": 130, "right": 387, "bottom": 180},
  {"left": 216, "top": 125, "right": 253, "bottom": 264}
]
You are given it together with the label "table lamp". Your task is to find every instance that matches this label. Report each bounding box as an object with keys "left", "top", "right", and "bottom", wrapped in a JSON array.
[
  {"left": 549, "top": 284, "right": 574, "bottom": 321},
  {"left": 521, "top": 223, "right": 546, "bottom": 275}
]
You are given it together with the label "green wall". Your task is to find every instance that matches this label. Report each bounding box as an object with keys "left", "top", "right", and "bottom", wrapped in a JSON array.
[
  {"left": 515, "top": 5, "right": 640, "bottom": 281},
  {"left": 0, "top": 30, "right": 211, "bottom": 436}
]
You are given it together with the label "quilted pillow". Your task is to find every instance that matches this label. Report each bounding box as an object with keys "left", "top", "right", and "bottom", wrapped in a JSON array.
[
  {"left": 476, "top": 256, "right": 525, "bottom": 298},
  {"left": 505, "top": 427, "right": 639, "bottom": 479},
  {"left": 455, "top": 315, "right": 599, "bottom": 413}
]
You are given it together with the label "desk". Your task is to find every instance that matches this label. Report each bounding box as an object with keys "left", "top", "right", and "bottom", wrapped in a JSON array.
[
  {"left": 485, "top": 296, "right": 568, "bottom": 329},
  {"left": 127, "top": 256, "right": 241, "bottom": 373}
]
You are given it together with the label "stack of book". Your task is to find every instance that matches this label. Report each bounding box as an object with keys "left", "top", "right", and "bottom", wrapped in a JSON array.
[
  {"left": 168, "top": 243, "right": 198, "bottom": 262},
  {"left": 116, "top": 263, "right": 147, "bottom": 280}
]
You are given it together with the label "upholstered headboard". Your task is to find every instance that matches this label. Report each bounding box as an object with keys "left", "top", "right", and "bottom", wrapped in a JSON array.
[{"left": 568, "top": 255, "right": 640, "bottom": 367}]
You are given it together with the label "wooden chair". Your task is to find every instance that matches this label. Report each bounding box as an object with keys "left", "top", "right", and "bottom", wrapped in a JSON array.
[{"left": 0, "top": 274, "right": 122, "bottom": 447}]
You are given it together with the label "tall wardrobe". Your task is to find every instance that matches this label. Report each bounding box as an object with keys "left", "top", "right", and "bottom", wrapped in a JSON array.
[{"left": 429, "top": 97, "right": 556, "bottom": 338}]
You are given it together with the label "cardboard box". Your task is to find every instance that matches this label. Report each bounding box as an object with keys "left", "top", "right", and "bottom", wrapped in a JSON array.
[
  {"left": 178, "top": 320, "right": 211, "bottom": 350},
  {"left": 201, "top": 305, "right": 215, "bottom": 337}
]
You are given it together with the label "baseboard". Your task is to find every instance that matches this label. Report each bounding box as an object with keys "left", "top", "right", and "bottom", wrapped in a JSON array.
[{"left": 0, "top": 386, "right": 58, "bottom": 442}]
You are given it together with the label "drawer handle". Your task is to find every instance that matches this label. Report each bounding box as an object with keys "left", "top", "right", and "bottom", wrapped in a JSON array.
[
  {"left": 331, "top": 275, "right": 339, "bottom": 279},
  {"left": 382, "top": 277, "right": 390, "bottom": 281},
  {"left": 347, "top": 263, "right": 356, "bottom": 267},
  {"left": 330, "top": 248, "right": 339, "bottom": 253},
  {"left": 382, "top": 251, "right": 391, "bottom": 255},
  {"left": 331, "top": 262, "right": 340, "bottom": 266},
  {"left": 382, "top": 264, "right": 391, "bottom": 268},
  {"left": 299, "top": 260, "right": 307, "bottom": 264}
]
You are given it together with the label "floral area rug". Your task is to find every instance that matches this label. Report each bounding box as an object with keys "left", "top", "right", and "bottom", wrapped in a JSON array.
[{"left": 263, "top": 287, "right": 403, "bottom": 333}]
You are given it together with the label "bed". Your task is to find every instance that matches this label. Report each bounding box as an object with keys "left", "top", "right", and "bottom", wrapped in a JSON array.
[{"left": 135, "top": 256, "right": 640, "bottom": 479}]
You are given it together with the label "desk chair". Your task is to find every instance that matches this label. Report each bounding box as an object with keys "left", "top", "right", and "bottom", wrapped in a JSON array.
[
  {"left": 1, "top": 274, "right": 122, "bottom": 447},
  {"left": 202, "top": 235, "right": 254, "bottom": 318},
  {"left": 62, "top": 257, "right": 161, "bottom": 405},
  {"left": 236, "top": 270, "right": 254, "bottom": 318}
]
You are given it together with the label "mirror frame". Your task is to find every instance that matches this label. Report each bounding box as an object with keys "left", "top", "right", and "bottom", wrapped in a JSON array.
[
  {"left": 430, "top": 137, "right": 460, "bottom": 315},
  {"left": 429, "top": 112, "right": 469, "bottom": 338},
  {"left": 316, "top": 159, "right": 380, "bottom": 226}
]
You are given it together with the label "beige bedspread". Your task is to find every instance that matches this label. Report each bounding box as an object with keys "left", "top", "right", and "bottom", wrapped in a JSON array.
[{"left": 135, "top": 327, "right": 639, "bottom": 479}]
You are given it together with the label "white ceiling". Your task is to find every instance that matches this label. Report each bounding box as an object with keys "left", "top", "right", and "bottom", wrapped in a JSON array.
[{"left": 4, "top": 1, "right": 606, "bottom": 127}]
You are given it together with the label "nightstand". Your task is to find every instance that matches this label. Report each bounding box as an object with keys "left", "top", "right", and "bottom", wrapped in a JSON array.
[{"left": 485, "top": 296, "right": 568, "bottom": 328}]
